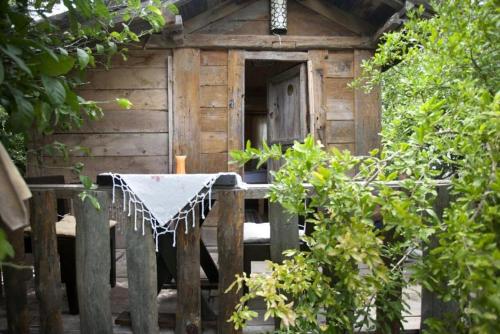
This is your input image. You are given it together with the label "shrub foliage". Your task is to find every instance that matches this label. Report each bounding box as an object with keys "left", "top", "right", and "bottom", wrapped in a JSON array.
[{"left": 229, "top": 1, "right": 499, "bottom": 333}]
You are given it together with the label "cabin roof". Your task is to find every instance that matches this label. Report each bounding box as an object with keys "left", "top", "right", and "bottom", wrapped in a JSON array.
[{"left": 177, "top": 0, "right": 430, "bottom": 29}]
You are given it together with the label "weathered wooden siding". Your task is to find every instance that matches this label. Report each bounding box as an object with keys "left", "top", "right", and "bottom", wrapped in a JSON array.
[
  {"left": 27, "top": 50, "right": 170, "bottom": 181},
  {"left": 193, "top": 0, "right": 356, "bottom": 37},
  {"left": 173, "top": 49, "right": 230, "bottom": 173},
  {"left": 313, "top": 50, "right": 380, "bottom": 155}
]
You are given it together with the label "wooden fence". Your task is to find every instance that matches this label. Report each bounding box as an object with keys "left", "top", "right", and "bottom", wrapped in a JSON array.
[{"left": 2, "top": 181, "right": 454, "bottom": 334}]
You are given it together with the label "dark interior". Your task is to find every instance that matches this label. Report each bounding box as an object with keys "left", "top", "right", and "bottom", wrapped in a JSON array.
[{"left": 243, "top": 59, "right": 300, "bottom": 183}]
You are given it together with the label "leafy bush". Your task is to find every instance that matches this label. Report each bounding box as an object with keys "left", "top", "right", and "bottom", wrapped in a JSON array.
[
  {"left": 229, "top": 1, "right": 499, "bottom": 333},
  {"left": 0, "top": 1, "right": 170, "bottom": 257}
]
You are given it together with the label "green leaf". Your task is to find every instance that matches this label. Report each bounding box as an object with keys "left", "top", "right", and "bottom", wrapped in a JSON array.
[
  {"left": 79, "top": 175, "right": 93, "bottom": 189},
  {"left": 76, "top": 48, "right": 89, "bottom": 69},
  {"left": 0, "top": 45, "right": 32, "bottom": 76},
  {"left": 38, "top": 52, "right": 75, "bottom": 76},
  {"left": 94, "top": 0, "right": 111, "bottom": 19},
  {"left": 166, "top": 3, "right": 179, "bottom": 15},
  {"left": 9, "top": 88, "right": 34, "bottom": 131},
  {"left": 0, "top": 61, "right": 4, "bottom": 84},
  {"left": 147, "top": 5, "right": 162, "bottom": 16},
  {"left": 41, "top": 75, "right": 66, "bottom": 105},
  {"left": 95, "top": 44, "right": 104, "bottom": 54},
  {"left": 74, "top": 0, "right": 92, "bottom": 18},
  {"left": 0, "top": 229, "right": 14, "bottom": 261},
  {"left": 116, "top": 98, "right": 133, "bottom": 109}
]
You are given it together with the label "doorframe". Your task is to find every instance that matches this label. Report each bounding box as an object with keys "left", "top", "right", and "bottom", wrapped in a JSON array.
[{"left": 231, "top": 50, "right": 315, "bottom": 175}]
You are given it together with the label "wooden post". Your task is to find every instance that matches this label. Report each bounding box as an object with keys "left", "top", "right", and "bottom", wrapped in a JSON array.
[
  {"left": 217, "top": 190, "right": 244, "bottom": 334},
  {"left": 73, "top": 191, "right": 113, "bottom": 334},
  {"left": 1, "top": 218, "right": 30, "bottom": 334},
  {"left": 29, "top": 190, "right": 63, "bottom": 334},
  {"left": 421, "top": 185, "right": 458, "bottom": 330},
  {"left": 375, "top": 228, "right": 402, "bottom": 334},
  {"left": 269, "top": 203, "right": 300, "bottom": 264},
  {"left": 125, "top": 211, "right": 160, "bottom": 334},
  {"left": 227, "top": 50, "right": 245, "bottom": 174},
  {"left": 176, "top": 208, "right": 201, "bottom": 334}
]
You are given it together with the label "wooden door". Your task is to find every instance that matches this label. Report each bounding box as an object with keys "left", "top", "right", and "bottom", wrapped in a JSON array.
[
  {"left": 266, "top": 63, "right": 307, "bottom": 263},
  {"left": 267, "top": 63, "right": 308, "bottom": 147}
]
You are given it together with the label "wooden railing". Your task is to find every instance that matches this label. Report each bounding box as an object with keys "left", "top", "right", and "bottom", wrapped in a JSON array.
[{"left": 3, "top": 181, "right": 455, "bottom": 334}]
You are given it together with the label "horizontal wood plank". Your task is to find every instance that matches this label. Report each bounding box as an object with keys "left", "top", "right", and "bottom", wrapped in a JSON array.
[
  {"left": 199, "top": 153, "right": 228, "bottom": 173},
  {"left": 32, "top": 156, "right": 168, "bottom": 182},
  {"left": 82, "top": 68, "right": 167, "bottom": 89},
  {"left": 200, "top": 86, "right": 228, "bottom": 108},
  {"left": 325, "top": 51, "right": 354, "bottom": 78},
  {"left": 201, "top": 51, "right": 228, "bottom": 66},
  {"left": 244, "top": 51, "right": 309, "bottom": 61},
  {"left": 324, "top": 78, "right": 354, "bottom": 100},
  {"left": 325, "top": 120, "right": 355, "bottom": 143},
  {"left": 77, "top": 89, "right": 167, "bottom": 111},
  {"left": 107, "top": 50, "right": 169, "bottom": 68},
  {"left": 57, "top": 110, "right": 168, "bottom": 134},
  {"left": 156, "top": 34, "right": 374, "bottom": 50},
  {"left": 200, "top": 66, "right": 228, "bottom": 86},
  {"left": 201, "top": 132, "right": 227, "bottom": 154},
  {"left": 326, "top": 99, "right": 354, "bottom": 120},
  {"left": 42, "top": 133, "right": 167, "bottom": 156},
  {"left": 200, "top": 108, "right": 228, "bottom": 132}
]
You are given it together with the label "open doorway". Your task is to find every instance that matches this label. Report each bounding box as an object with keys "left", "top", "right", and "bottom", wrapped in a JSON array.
[{"left": 243, "top": 59, "right": 308, "bottom": 184}]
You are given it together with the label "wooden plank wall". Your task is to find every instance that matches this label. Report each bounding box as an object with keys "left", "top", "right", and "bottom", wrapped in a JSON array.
[
  {"left": 200, "top": 50, "right": 230, "bottom": 172},
  {"left": 27, "top": 50, "right": 170, "bottom": 182},
  {"left": 321, "top": 50, "right": 380, "bottom": 155},
  {"left": 173, "top": 49, "right": 230, "bottom": 173}
]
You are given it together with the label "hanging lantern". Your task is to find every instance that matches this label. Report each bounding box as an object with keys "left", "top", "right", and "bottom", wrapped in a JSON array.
[{"left": 270, "top": 0, "right": 287, "bottom": 34}]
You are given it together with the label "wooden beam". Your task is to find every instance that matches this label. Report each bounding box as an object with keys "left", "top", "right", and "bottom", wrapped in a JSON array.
[
  {"left": 183, "top": 0, "right": 257, "bottom": 34},
  {"left": 244, "top": 51, "right": 309, "bottom": 61},
  {"left": 373, "top": 10, "right": 405, "bottom": 41},
  {"left": 308, "top": 50, "right": 328, "bottom": 143},
  {"left": 29, "top": 190, "right": 64, "bottom": 334},
  {"left": 421, "top": 185, "right": 459, "bottom": 331},
  {"left": 297, "top": 0, "right": 376, "bottom": 35},
  {"left": 74, "top": 191, "right": 113, "bottom": 334},
  {"left": 354, "top": 49, "right": 381, "bottom": 156},
  {"left": 227, "top": 50, "right": 245, "bottom": 173},
  {"left": 372, "top": 1, "right": 413, "bottom": 42},
  {"left": 217, "top": 190, "right": 244, "bottom": 334},
  {"left": 154, "top": 34, "right": 374, "bottom": 50},
  {"left": 167, "top": 55, "right": 174, "bottom": 173},
  {"left": 173, "top": 48, "right": 201, "bottom": 173},
  {"left": 124, "top": 202, "right": 159, "bottom": 334},
  {"left": 269, "top": 203, "right": 300, "bottom": 264},
  {"left": 1, "top": 218, "right": 30, "bottom": 334},
  {"left": 165, "top": 15, "right": 183, "bottom": 33},
  {"left": 176, "top": 208, "right": 201, "bottom": 334}
]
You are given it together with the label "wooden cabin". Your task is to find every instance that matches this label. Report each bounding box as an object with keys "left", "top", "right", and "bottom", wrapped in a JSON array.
[{"left": 27, "top": 0, "right": 415, "bottom": 181}]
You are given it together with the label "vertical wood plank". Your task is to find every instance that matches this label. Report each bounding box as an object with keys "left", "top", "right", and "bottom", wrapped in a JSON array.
[
  {"left": 217, "top": 190, "right": 244, "bottom": 334},
  {"left": 29, "top": 190, "right": 64, "bottom": 334},
  {"left": 354, "top": 49, "right": 381, "bottom": 156},
  {"left": 125, "top": 213, "right": 159, "bottom": 334},
  {"left": 74, "top": 191, "right": 113, "bottom": 334},
  {"left": 375, "top": 229, "right": 403, "bottom": 334},
  {"left": 269, "top": 203, "right": 300, "bottom": 264},
  {"left": 168, "top": 55, "right": 174, "bottom": 173},
  {"left": 421, "top": 185, "right": 458, "bottom": 330},
  {"left": 307, "top": 50, "right": 328, "bottom": 142},
  {"left": 1, "top": 218, "right": 30, "bottom": 334},
  {"left": 227, "top": 50, "right": 244, "bottom": 174},
  {"left": 307, "top": 59, "right": 316, "bottom": 136},
  {"left": 176, "top": 208, "right": 201, "bottom": 334},
  {"left": 173, "top": 48, "right": 201, "bottom": 173}
]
